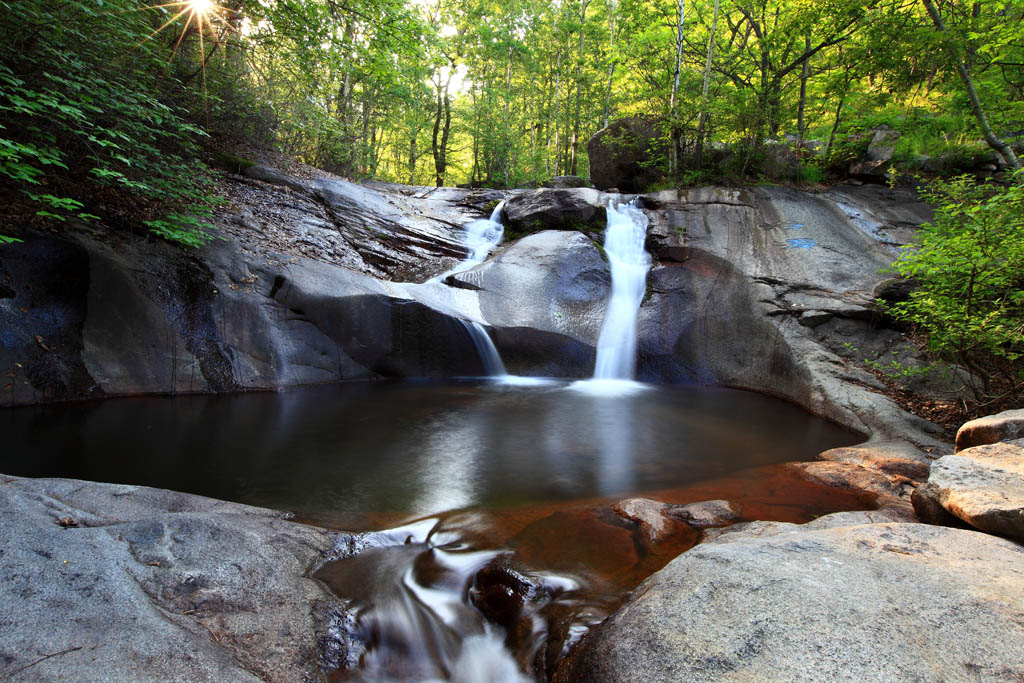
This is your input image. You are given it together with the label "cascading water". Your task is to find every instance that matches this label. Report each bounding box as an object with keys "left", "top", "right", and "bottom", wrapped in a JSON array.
[
  {"left": 449, "top": 202, "right": 509, "bottom": 378},
  {"left": 572, "top": 199, "right": 651, "bottom": 394},
  {"left": 593, "top": 199, "right": 651, "bottom": 380}
]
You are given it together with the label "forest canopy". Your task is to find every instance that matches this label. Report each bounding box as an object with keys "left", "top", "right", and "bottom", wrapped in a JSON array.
[{"left": 2, "top": 0, "right": 1022, "bottom": 204}]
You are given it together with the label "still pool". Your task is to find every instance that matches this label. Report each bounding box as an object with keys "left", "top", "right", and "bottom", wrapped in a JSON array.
[{"left": 0, "top": 379, "right": 861, "bottom": 529}]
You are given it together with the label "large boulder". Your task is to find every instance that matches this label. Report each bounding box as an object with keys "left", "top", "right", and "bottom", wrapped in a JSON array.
[
  {"left": 562, "top": 522, "right": 1024, "bottom": 681},
  {"left": 587, "top": 117, "right": 666, "bottom": 192},
  {"left": 503, "top": 188, "right": 606, "bottom": 233},
  {"left": 0, "top": 230, "right": 491, "bottom": 407},
  {"left": 849, "top": 125, "right": 900, "bottom": 176},
  {"left": 451, "top": 230, "right": 611, "bottom": 351},
  {"left": 0, "top": 476, "right": 338, "bottom": 681},
  {"left": 913, "top": 438, "right": 1024, "bottom": 541},
  {"left": 956, "top": 408, "right": 1024, "bottom": 451}
]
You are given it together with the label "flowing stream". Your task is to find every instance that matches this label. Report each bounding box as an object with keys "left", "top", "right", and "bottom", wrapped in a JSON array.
[
  {"left": 571, "top": 198, "right": 651, "bottom": 395},
  {"left": 592, "top": 199, "right": 650, "bottom": 380}
]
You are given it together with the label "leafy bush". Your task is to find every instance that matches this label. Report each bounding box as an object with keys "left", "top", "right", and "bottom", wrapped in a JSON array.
[
  {"left": 885, "top": 174, "right": 1024, "bottom": 401},
  {"left": 0, "top": 0, "right": 219, "bottom": 247}
]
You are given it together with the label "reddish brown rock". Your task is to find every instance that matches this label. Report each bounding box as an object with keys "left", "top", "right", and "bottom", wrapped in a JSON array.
[
  {"left": 786, "top": 461, "right": 908, "bottom": 510},
  {"left": 955, "top": 409, "right": 1024, "bottom": 452},
  {"left": 817, "top": 441, "right": 933, "bottom": 482}
]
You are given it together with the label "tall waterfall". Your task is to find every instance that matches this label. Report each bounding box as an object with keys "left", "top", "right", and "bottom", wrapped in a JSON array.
[{"left": 592, "top": 199, "right": 651, "bottom": 380}]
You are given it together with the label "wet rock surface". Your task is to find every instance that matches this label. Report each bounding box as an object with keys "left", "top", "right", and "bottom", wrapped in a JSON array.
[
  {"left": 914, "top": 438, "right": 1024, "bottom": 541},
  {"left": 503, "top": 188, "right": 607, "bottom": 233},
  {"left": 562, "top": 522, "right": 1024, "bottom": 682},
  {"left": 0, "top": 163, "right": 952, "bottom": 460},
  {"left": 0, "top": 475, "right": 337, "bottom": 682}
]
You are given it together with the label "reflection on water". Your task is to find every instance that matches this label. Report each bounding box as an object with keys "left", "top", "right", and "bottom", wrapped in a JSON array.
[{"left": 0, "top": 380, "right": 861, "bottom": 529}]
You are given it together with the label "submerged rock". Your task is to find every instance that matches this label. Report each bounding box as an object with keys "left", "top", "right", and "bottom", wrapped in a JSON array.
[
  {"left": 562, "top": 522, "right": 1024, "bottom": 682},
  {"left": 665, "top": 499, "right": 742, "bottom": 529},
  {"left": 914, "top": 438, "right": 1024, "bottom": 541},
  {"left": 0, "top": 475, "right": 337, "bottom": 681}
]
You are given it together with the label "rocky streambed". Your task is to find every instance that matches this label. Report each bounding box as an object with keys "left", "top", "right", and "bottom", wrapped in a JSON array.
[{"left": 1, "top": 168, "right": 1022, "bottom": 680}]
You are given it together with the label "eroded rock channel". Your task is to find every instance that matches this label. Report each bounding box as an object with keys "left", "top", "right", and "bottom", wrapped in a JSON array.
[{"left": 1, "top": 169, "right": 1022, "bottom": 681}]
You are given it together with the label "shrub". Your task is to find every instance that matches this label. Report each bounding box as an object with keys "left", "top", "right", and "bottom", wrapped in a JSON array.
[
  {"left": 885, "top": 174, "right": 1024, "bottom": 401},
  {"left": 0, "top": 0, "right": 219, "bottom": 247}
]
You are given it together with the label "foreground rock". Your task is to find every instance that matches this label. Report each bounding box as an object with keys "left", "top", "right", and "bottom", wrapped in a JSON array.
[
  {"left": 956, "top": 408, "right": 1024, "bottom": 451},
  {"left": 914, "top": 438, "right": 1024, "bottom": 541},
  {"left": 563, "top": 522, "right": 1024, "bottom": 681},
  {"left": 0, "top": 476, "right": 336, "bottom": 681}
]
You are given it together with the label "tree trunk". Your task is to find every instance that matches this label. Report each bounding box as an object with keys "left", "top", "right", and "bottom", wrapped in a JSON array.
[
  {"left": 408, "top": 134, "right": 417, "bottom": 185},
  {"left": 695, "top": 0, "right": 720, "bottom": 169},
  {"left": 921, "top": 0, "right": 1020, "bottom": 171},
  {"left": 669, "top": 0, "right": 686, "bottom": 174},
  {"left": 797, "top": 34, "right": 810, "bottom": 140},
  {"left": 432, "top": 69, "right": 453, "bottom": 186},
  {"left": 570, "top": 0, "right": 591, "bottom": 177}
]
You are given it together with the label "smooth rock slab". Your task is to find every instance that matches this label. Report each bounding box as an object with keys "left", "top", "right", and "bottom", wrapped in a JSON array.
[
  {"left": 915, "top": 438, "right": 1024, "bottom": 541},
  {"left": 0, "top": 476, "right": 337, "bottom": 682},
  {"left": 563, "top": 523, "right": 1024, "bottom": 682}
]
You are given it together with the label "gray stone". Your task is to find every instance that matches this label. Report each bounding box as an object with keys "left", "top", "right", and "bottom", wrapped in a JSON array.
[
  {"left": 956, "top": 409, "right": 1024, "bottom": 451},
  {"left": 243, "top": 164, "right": 311, "bottom": 194},
  {"left": 849, "top": 125, "right": 900, "bottom": 176},
  {"left": 565, "top": 522, "right": 1024, "bottom": 682},
  {"left": 503, "top": 188, "right": 606, "bottom": 233},
  {"left": 543, "top": 175, "right": 588, "bottom": 189},
  {"left": 0, "top": 475, "right": 337, "bottom": 682},
  {"left": 916, "top": 439, "right": 1024, "bottom": 541},
  {"left": 587, "top": 117, "right": 666, "bottom": 192},
  {"left": 665, "top": 499, "right": 742, "bottom": 529},
  {"left": 611, "top": 498, "right": 674, "bottom": 541}
]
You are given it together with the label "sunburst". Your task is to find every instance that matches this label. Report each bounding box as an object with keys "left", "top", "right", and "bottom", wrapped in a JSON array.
[{"left": 135, "top": 0, "right": 240, "bottom": 126}]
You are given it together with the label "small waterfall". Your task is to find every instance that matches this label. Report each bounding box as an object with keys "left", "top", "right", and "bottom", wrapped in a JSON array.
[
  {"left": 592, "top": 199, "right": 651, "bottom": 380},
  {"left": 459, "top": 201, "right": 505, "bottom": 270},
  {"left": 464, "top": 320, "right": 507, "bottom": 376},
  {"left": 444, "top": 201, "right": 510, "bottom": 379}
]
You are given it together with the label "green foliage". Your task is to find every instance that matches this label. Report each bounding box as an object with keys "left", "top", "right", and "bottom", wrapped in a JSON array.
[
  {"left": 798, "top": 163, "right": 825, "bottom": 185},
  {"left": 886, "top": 175, "right": 1024, "bottom": 379},
  {"left": 0, "top": 0, "right": 219, "bottom": 247}
]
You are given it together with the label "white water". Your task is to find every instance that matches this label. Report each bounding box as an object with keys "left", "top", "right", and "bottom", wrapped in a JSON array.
[
  {"left": 464, "top": 320, "right": 507, "bottom": 377},
  {"left": 439, "top": 201, "right": 530, "bottom": 383},
  {"left": 571, "top": 200, "right": 651, "bottom": 396},
  {"left": 341, "top": 519, "right": 531, "bottom": 683},
  {"left": 432, "top": 201, "right": 506, "bottom": 283},
  {"left": 594, "top": 200, "right": 650, "bottom": 379}
]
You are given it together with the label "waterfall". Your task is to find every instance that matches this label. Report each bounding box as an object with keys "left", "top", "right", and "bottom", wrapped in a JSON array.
[
  {"left": 460, "top": 201, "right": 506, "bottom": 269},
  {"left": 592, "top": 199, "right": 651, "bottom": 380},
  {"left": 464, "top": 320, "right": 507, "bottom": 376},
  {"left": 444, "top": 201, "right": 510, "bottom": 378}
]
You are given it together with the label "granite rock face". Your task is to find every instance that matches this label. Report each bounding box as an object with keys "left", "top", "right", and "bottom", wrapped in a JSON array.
[
  {"left": 0, "top": 475, "right": 338, "bottom": 682},
  {"left": 1, "top": 167, "right": 952, "bottom": 458},
  {"left": 563, "top": 522, "right": 1024, "bottom": 682},
  {"left": 914, "top": 438, "right": 1024, "bottom": 541}
]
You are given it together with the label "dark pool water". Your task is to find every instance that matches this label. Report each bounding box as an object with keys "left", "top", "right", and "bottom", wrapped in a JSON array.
[{"left": 0, "top": 380, "right": 861, "bottom": 528}]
